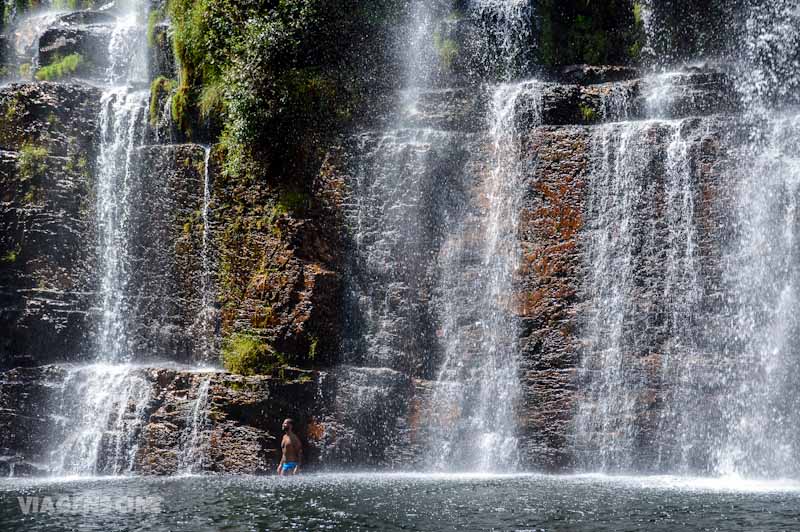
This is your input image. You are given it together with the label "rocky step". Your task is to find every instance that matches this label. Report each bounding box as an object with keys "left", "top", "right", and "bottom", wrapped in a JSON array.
[
  {"left": 0, "top": 364, "right": 332, "bottom": 476},
  {"left": 378, "top": 68, "right": 739, "bottom": 132}
]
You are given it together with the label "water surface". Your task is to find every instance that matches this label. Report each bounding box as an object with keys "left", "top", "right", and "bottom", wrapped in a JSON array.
[{"left": 2, "top": 473, "right": 800, "bottom": 531}]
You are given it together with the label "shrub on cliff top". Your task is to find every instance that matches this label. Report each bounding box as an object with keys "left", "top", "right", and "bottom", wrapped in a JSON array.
[
  {"left": 35, "top": 53, "right": 84, "bottom": 81},
  {"left": 167, "top": 0, "right": 402, "bottom": 176}
]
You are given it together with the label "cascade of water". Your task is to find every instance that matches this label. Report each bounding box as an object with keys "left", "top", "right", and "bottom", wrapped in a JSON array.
[
  {"left": 95, "top": 0, "right": 148, "bottom": 363},
  {"left": 468, "top": 0, "right": 535, "bottom": 80},
  {"left": 49, "top": 0, "right": 151, "bottom": 475},
  {"left": 707, "top": 0, "right": 800, "bottom": 478},
  {"left": 195, "top": 146, "right": 217, "bottom": 362},
  {"left": 50, "top": 365, "right": 153, "bottom": 476},
  {"left": 342, "top": 0, "right": 450, "bottom": 369},
  {"left": 714, "top": 113, "right": 800, "bottom": 478},
  {"left": 95, "top": 87, "right": 148, "bottom": 362},
  {"left": 178, "top": 376, "right": 211, "bottom": 474},
  {"left": 574, "top": 119, "right": 701, "bottom": 472},
  {"left": 428, "top": 81, "right": 539, "bottom": 471}
]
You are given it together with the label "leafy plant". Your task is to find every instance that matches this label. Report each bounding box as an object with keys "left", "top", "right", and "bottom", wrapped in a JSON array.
[
  {"left": 222, "top": 332, "right": 286, "bottom": 375},
  {"left": 580, "top": 104, "right": 597, "bottom": 122},
  {"left": 17, "top": 144, "right": 48, "bottom": 181},
  {"left": 35, "top": 53, "right": 84, "bottom": 81}
]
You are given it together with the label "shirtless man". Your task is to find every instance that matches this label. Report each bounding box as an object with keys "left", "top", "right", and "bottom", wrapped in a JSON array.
[{"left": 277, "top": 418, "right": 302, "bottom": 476}]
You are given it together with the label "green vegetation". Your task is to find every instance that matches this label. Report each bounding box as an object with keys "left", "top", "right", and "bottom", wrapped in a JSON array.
[
  {"left": 167, "top": 0, "right": 402, "bottom": 172},
  {"left": 308, "top": 336, "right": 318, "bottom": 360},
  {"left": 147, "top": 8, "right": 164, "bottom": 48},
  {"left": 221, "top": 332, "right": 289, "bottom": 375},
  {"left": 52, "top": 0, "right": 88, "bottom": 9},
  {"left": 537, "top": 0, "right": 642, "bottom": 65},
  {"left": 633, "top": 2, "right": 644, "bottom": 26},
  {"left": 198, "top": 81, "right": 225, "bottom": 119},
  {"left": 164, "top": 1, "right": 402, "bottom": 373},
  {"left": 275, "top": 191, "right": 308, "bottom": 215},
  {"left": 434, "top": 32, "right": 459, "bottom": 70},
  {"left": 18, "top": 63, "right": 31, "bottom": 79},
  {"left": 149, "top": 76, "right": 176, "bottom": 126},
  {"left": 580, "top": 104, "right": 597, "bottom": 122},
  {"left": 35, "top": 53, "right": 84, "bottom": 81},
  {"left": 4, "top": 94, "right": 20, "bottom": 122},
  {"left": 17, "top": 144, "right": 48, "bottom": 181},
  {"left": 1, "top": 247, "right": 19, "bottom": 264}
]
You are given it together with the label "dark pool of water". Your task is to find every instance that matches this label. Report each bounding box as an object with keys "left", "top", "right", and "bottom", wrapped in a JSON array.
[{"left": 2, "top": 473, "right": 800, "bottom": 531}]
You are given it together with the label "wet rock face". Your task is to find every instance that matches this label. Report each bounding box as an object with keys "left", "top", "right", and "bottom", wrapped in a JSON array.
[
  {"left": 317, "top": 67, "right": 743, "bottom": 470},
  {"left": 135, "top": 368, "right": 330, "bottom": 475},
  {"left": 148, "top": 22, "right": 175, "bottom": 80},
  {"left": 124, "top": 144, "right": 211, "bottom": 364},
  {"left": 214, "top": 157, "right": 344, "bottom": 367},
  {"left": 0, "top": 82, "right": 101, "bottom": 155},
  {"left": 515, "top": 125, "right": 590, "bottom": 470},
  {"left": 0, "top": 82, "right": 101, "bottom": 370},
  {"left": 0, "top": 83, "right": 212, "bottom": 369},
  {"left": 6, "top": 11, "right": 116, "bottom": 82}
]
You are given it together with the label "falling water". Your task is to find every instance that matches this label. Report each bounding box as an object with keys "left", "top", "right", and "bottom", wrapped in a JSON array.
[
  {"left": 574, "top": 118, "right": 702, "bottom": 472},
  {"left": 50, "top": 365, "right": 153, "bottom": 476},
  {"left": 49, "top": 0, "right": 151, "bottom": 475},
  {"left": 712, "top": 111, "right": 800, "bottom": 478},
  {"left": 178, "top": 376, "right": 211, "bottom": 474},
  {"left": 95, "top": 0, "right": 148, "bottom": 363},
  {"left": 468, "top": 0, "right": 535, "bottom": 80},
  {"left": 95, "top": 88, "right": 148, "bottom": 362},
  {"left": 428, "top": 81, "right": 540, "bottom": 471},
  {"left": 709, "top": 0, "right": 800, "bottom": 478},
  {"left": 195, "top": 146, "right": 217, "bottom": 362}
]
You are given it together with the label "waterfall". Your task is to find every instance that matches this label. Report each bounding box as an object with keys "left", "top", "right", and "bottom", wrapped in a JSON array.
[
  {"left": 178, "top": 376, "right": 211, "bottom": 474},
  {"left": 95, "top": 88, "right": 148, "bottom": 362},
  {"left": 571, "top": 1, "right": 800, "bottom": 478},
  {"left": 574, "top": 118, "right": 702, "bottom": 472},
  {"left": 468, "top": 0, "right": 535, "bottom": 80},
  {"left": 195, "top": 146, "right": 217, "bottom": 362},
  {"left": 50, "top": 365, "right": 153, "bottom": 476},
  {"left": 429, "top": 81, "right": 539, "bottom": 471},
  {"left": 47, "top": 0, "right": 152, "bottom": 475},
  {"left": 709, "top": 1, "right": 800, "bottom": 478},
  {"left": 715, "top": 114, "right": 800, "bottom": 477}
]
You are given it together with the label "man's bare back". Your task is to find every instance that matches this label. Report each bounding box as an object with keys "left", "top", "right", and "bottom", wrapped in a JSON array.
[{"left": 278, "top": 418, "right": 302, "bottom": 475}]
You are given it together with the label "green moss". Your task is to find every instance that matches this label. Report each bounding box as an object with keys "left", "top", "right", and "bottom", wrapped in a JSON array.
[
  {"left": 633, "top": 2, "right": 644, "bottom": 26},
  {"left": 537, "top": 0, "right": 639, "bottom": 66},
  {"left": 147, "top": 9, "right": 164, "bottom": 48},
  {"left": 52, "top": 0, "right": 83, "bottom": 9},
  {"left": 4, "top": 95, "right": 19, "bottom": 122},
  {"left": 35, "top": 53, "right": 83, "bottom": 81},
  {"left": 199, "top": 81, "right": 225, "bottom": 119},
  {"left": 17, "top": 144, "right": 48, "bottom": 181},
  {"left": 1, "top": 248, "right": 19, "bottom": 264},
  {"left": 580, "top": 104, "right": 597, "bottom": 122},
  {"left": 308, "top": 336, "right": 318, "bottom": 360},
  {"left": 149, "top": 76, "right": 176, "bottom": 126},
  {"left": 171, "top": 83, "right": 191, "bottom": 135},
  {"left": 17, "top": 63, "right": 31, "bottom": 79},
  {"left": 275, "top": 191, "right": 308, "bottom": 215},
  {"left": 433, "top": 32, "right": 459, "bottom": 70},
  {"left": 221, "top": 332, "right": 287, "bottom": 375},
  {"left": 22, "top": 187, "right": 38, "bottom": 204}
]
